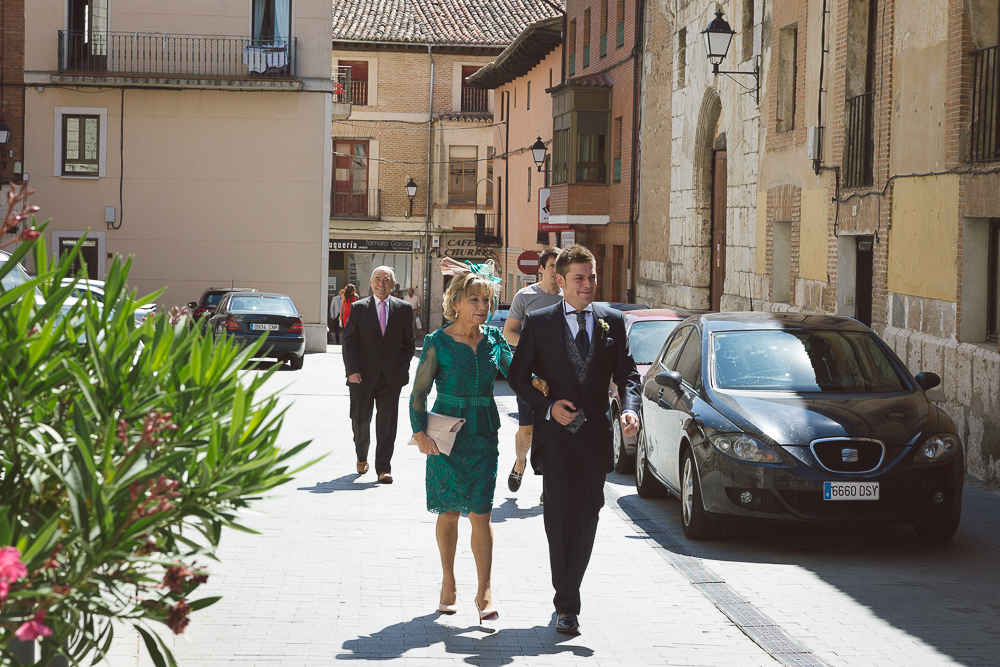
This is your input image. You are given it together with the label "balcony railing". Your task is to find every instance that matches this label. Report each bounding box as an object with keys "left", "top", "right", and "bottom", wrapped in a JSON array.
[
  {"left": 600, "top": 33, "right": 607, "bottom": 57},
  {"left": 971, "top": 44, "right": 1000, "bottom": 163},
  {"left": 584, "top": 45, "right": 591, "bottom": 67},
  {"left": 613, "top": 157, "right": 622, "bottom": 182},
  {"left": 475, "top": 212, "right": 502, "bottom": 247},
  {"left": 331, "top": 189, "right": 381, "bottom": 220},
  {"left": 461, "top": 87, "right": 488, "bottom": 113},
  {"left": 58, "top": 31, "right": 298, "bottom": 79},
  {"left": 616, "top": 22, "right": 625, "bottom": 47},
  {"left": 569, "top": 54, "right": 576, "bottom": 76},
  {"left": 843, "top": 91, "right": 875, "bottom": 187}
]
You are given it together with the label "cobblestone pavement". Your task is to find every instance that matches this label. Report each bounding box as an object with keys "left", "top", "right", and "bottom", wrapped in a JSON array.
[{"left": 103, "top": 346, "right": 1000, "bottom": 666}]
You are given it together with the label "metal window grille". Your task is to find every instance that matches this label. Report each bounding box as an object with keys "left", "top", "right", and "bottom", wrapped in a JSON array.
[
  {"left": 843, "top": 92, "right": 875, "bottom": 187},
  {"left": 970, "top": 45, "right": 1000, "bottom": 163}
]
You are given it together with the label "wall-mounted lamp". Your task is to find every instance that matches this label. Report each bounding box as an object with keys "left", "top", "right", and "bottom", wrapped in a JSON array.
[
  {"left": 701, "top": 11, "right": 760, "bottom": 105},
  {"left": 531, "top": 137, "right": 547, "bottom": 172},
  {"left": 405, "top": 178, "right": 418, "bottom": 218}
]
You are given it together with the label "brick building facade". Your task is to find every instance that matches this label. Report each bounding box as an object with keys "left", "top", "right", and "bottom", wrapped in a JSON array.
[
  {"left": 329, "top": 0, "right": 559, "bottom": 330},
  {"left": 0, "top": 0, "right": 25, "bottom": 193}
]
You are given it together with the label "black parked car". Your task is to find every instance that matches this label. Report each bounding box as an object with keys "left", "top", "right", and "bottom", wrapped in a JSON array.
[
  {"left": 188, "top": 287, "right": 258, "bottom": 322},
  {"left": 206, "top": 292, "right": 305, "bottom": 370},
  {"left": 635, "top": 312, "right": 963, "bottom": 541}
]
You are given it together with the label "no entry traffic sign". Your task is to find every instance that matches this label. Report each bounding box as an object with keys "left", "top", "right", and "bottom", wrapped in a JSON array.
[{"left": 516, "top": 251, "right": 540, "bottom": 275}]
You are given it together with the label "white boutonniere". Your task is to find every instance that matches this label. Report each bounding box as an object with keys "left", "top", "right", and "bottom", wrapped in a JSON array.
[{"left": 598, "top": 318, "right": 610, "bottom": 339}]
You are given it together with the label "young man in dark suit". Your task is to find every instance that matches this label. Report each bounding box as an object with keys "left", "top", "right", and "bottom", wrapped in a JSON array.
[
  {"left": 342, "top": 266, "right": 416, "bottom": 483},
  {"left": 507, "top": 245, "right": 641, "bottom": 635}
]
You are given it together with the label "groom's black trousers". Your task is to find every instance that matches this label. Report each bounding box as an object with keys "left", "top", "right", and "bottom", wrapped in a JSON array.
[{"left": 540, "top": 427, "right": 607, "bottom": 615}]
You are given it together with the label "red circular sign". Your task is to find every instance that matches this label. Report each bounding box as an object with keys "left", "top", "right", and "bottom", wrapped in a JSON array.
[{"left": 516, "top": 251, "right": 541, "bottom": 275}]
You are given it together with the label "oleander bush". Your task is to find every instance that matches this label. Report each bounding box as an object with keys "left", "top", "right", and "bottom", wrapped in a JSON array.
[{"left": 0, "top": 187, "right": 315, "bottom": 666}]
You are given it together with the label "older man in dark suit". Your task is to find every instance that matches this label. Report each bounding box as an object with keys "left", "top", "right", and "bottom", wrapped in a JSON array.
[
  {"left": 342, "top": 266, "right": 415, "bottom": 483},
  {"left": 507, "top": 245, "right": 641, "bottom": 635}
]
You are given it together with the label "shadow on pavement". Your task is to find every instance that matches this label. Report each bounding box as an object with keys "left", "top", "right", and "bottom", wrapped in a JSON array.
[
  {"left": 336, "top": 612, "right": 593, "bottom": 664},
  {"left": 606, "top": 471, "right": 1000, "bottom": 665},
  {"left": 297, "top": 474, "right": 379, "bottom": 493},
  {"left": 491, "top": 497, "right": 544, "bottom": 523}
]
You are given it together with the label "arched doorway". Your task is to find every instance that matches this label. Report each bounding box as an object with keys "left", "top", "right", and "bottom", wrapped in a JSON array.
[{"left": 693, "top": 89, "right": 724, "bottom": 310}]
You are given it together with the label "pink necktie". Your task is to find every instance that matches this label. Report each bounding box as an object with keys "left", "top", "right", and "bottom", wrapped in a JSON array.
[{"left": 378, "top": 300, "right": 387, "bottom": 335}]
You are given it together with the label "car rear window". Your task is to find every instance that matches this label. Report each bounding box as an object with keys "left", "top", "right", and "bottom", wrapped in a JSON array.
[
  {"left": 204, "top": 292, "right": 229, "bottom": 306},
  {"left": 230, "top": 296, "right": 296, "bottom": 315},
  {"left": 712, "top": 330, "right": 908, "bottom": 392},
  {"left": 628, "top": 320, "right": 680, "bottom": 365}
]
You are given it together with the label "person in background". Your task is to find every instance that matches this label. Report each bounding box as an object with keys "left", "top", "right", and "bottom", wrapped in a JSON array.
[
  {"left": 341, "top": 284, "right": 358, "bottom": 328},
  {"left": 342, "top": 268, "right": 415, "bottom": 483},
  {"left": 404, "top": 287, "right": 422, "bottom": 333},
  {"left": 502, "top": 248, "right": 562, "bottom": 496},
  {"left": 329, "top": 288, "right": 344, "bottom": 344}
]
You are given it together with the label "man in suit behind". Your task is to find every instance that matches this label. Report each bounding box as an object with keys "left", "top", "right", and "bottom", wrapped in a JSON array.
[
  {"left": 342, "top": 266, "right": 416, "bottom": 483},
  {"left": 507, "top": 245, "right": 641, "bottom": 635}
]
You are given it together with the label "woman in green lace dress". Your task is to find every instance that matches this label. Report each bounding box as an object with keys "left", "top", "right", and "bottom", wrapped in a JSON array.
[{"left": 410, "top": 263, "right": 512, "bottom": 622}]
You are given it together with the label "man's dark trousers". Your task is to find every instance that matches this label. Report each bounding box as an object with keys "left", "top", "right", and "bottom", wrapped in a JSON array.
[
  {"left": 350, "top": 371, "right": 399, "bottom": 476},
  {"left": 540, "top": 428, "right": 606, "bottom": 615}
]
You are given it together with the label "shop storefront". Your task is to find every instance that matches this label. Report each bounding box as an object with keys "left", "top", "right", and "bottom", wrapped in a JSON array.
[{"left": 328, "top": 238, "right": 419, "bottom": 300}]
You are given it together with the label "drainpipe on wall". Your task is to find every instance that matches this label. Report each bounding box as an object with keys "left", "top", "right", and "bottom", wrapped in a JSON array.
[
  {"left": 627, "top": 0, "right": 646, "bottom": 303},
  {"left": 425, "top": 45, "right": 435, "bottom": 324}
]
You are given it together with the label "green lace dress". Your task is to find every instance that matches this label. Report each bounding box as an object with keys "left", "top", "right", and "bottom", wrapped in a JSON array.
[{"left": 409, "top": 326, "right": 513, "bottom": 515}]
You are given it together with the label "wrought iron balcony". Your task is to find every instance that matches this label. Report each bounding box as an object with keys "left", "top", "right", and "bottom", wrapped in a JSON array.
[
  {"left": 57, "top": 31, "right": 298, "bottom": 80},
  {"left": 584, "top": 45, "right": 591, "bottom": 68},
  {"left": 461, "top": 87, "right": 489, "bottom": 113},
  {"left": 331, "top": 189, "right": 381, "bottom": 220},
  {"left": 475, "top": 212, "right": 502, "bottom": 247},
  {"left": 971, "top": 44, "right": 1000, "bottom": 163},
  {"left": 843, "top": 91, "right": 875, "bottom": 188},
  {"left": 616, "top": 22, "right": 625, "bottom": 47},
  {"left": 600, "top": 33, "right": 607, "bottom": 57},
  {"left": 569, "top": 54, "right": 576, "bottom": 76}
]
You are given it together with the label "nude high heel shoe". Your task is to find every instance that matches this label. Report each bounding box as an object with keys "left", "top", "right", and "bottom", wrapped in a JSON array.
[
  {"left": 438, "top": 588, "right": 457, "bottom": 615},
  {"left": 475, "top": 598, "right": 499, "bottom": 622}
]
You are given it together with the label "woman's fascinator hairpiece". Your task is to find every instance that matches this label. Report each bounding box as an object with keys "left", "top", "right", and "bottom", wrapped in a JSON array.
[{"left": 439, "top": 256, "right": 503, "bottom": 310}]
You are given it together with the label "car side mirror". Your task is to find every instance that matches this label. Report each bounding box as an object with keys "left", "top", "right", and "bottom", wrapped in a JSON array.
[
  {"left": 187, "top": 301, "right": 197, "bottom": 309},
  {"left": 655, "top": 370, "right": 683, "bottom": 390},
  {"left": 915, "top": 372, "right": 941, "bottom": 392}
]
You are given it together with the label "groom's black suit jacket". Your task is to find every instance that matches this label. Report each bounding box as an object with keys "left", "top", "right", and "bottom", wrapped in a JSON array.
[
  {"left": 342, "top": 295, "right": 415, "bottom": 391},
  {"left": 507, "top": 302, "right": 642, "bottom": 474}
]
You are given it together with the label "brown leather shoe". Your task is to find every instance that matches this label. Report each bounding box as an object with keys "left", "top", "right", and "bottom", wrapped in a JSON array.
[
  {"left": 378, "top": 472, "right": 393, "bottom": 484},
  {"left": 356, "top": 461, "right": 369, "bottom": 475}
]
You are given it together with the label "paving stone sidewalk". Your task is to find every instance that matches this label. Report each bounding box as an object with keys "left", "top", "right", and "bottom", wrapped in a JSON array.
[{"left": 103, "top": 347, "right": 779, "bottom": 667}]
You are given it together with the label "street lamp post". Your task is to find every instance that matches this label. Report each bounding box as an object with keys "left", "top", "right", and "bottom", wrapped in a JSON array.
[
  {"left": 701, "top": 11, "right": 760, "bottom": 105},
  {"left": 405, "top": 178, "right": 418, "bottom": 218}
]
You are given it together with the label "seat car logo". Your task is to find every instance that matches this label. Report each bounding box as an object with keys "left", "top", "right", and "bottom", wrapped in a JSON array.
[{"left": 841, "top": 448, "right": 859, "bottom": 463}]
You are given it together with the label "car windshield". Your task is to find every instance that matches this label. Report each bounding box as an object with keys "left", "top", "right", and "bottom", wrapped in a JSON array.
[
  {"left": 230, "top": 296, "right": 296, "bottom": 315},
  {"left": 0, "top": 255, "right": 32, "bottom": 292},
  {"left": 628, "top": 320, "right": 680, "bottom": 364},
  {"left": 205, "top": 292, "right": 228, "bottom": 306},
  {"left": 711, "top": 329, "right": 908, "bottom": 392}
]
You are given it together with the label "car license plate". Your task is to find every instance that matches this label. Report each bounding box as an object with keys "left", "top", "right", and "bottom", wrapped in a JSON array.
[
  {"left": 823, "top": 481, "right": 879, "bottom": 500},
  {"left": 249, "top": 323, "right": 279, "bottom": 331}
]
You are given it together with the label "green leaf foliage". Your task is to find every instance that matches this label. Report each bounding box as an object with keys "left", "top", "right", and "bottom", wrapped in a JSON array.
[{"left": 0, "top": 228, "right": 316, "bottom": 665}]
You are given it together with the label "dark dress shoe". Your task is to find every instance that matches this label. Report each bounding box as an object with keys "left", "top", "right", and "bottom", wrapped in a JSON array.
[
  {"left": 555, "top": 612, "right": 580, "bottom": 634},
  {"left": 507, "top": 464, "right": 524, "bottom": 492}
]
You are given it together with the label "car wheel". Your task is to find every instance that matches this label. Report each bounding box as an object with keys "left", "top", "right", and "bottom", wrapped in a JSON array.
[
  {"left": 681, "top": 448, "right": 722, "bottom": 540},
  {"left": 612, "top": 408, "right": 635, "bottom": 474},
  {"left": 913, "top": 512, "right": 960, "bottom": 541},
  {"left": 288, "top": 354, "right": 304, "bottom": 371},
  {"left": 635, "top": 428, "right": 667, "bottom": 498}
]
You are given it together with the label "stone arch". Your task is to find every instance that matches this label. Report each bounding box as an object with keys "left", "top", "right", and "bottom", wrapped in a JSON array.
[{"left": 690, "top": 87, "right": 723, "bottom": 308}]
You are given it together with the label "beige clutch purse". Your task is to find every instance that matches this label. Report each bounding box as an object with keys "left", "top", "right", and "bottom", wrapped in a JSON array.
[{"left": 409, "top": 411, "right": 466, "bottom": 456}]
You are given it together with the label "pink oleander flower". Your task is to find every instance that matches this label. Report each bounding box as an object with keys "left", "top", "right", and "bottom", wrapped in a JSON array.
[
  {"left": 20, "top": 229, "right": 40, "bottom": 241},
  {"left": 0, "top": 546, "right": 28, "bottom": 602},
  {"left": 15, "top": 609, "right": 53, "bottom": 642},
  {"left": 167, "top": 599, "right": 191, "bottom": 635}
]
